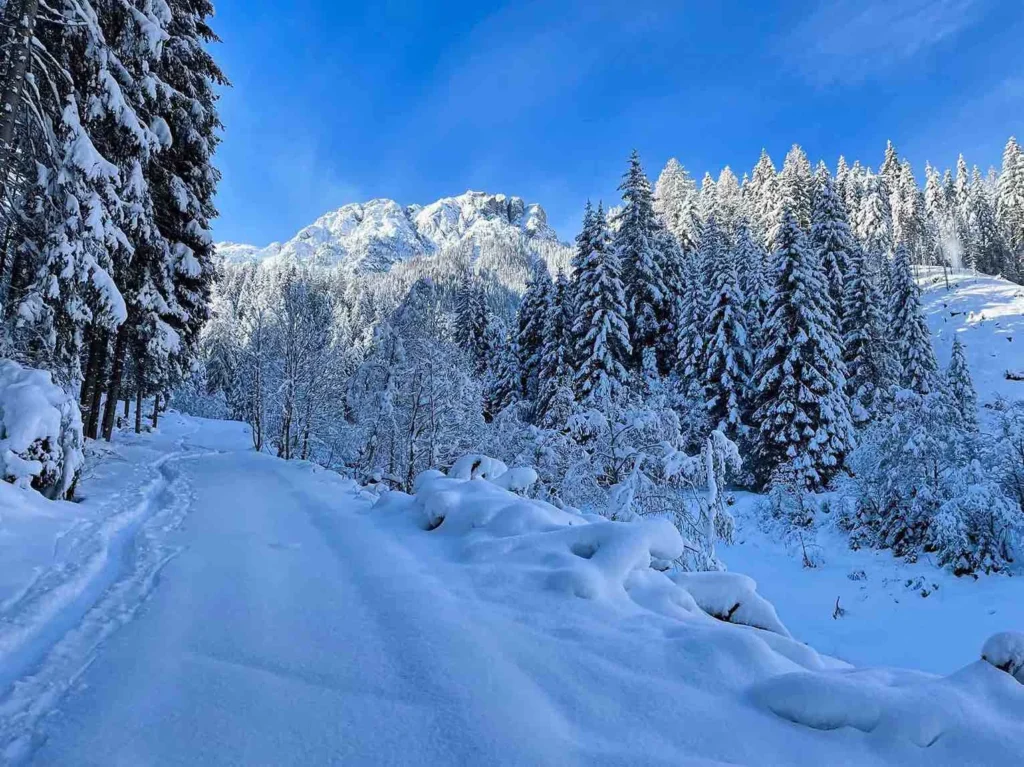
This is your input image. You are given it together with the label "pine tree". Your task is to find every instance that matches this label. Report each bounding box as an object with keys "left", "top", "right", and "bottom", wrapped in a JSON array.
[
  {"left": 777, "top": 145, "right": 814, "bottom": 233},
  {"left": 537, "top": 272, "right": 574, "bottom": 420},
  {"left": 455, "top": 275, "right": 491, "bottom": 375},
  {"left": 703, "top": 224, "right": 751, "bottom": 439},
  {"left": 810, "top": 164, "right": 854, "bottom": 323},
  {"left": 572, "top": 203, "right": 632, "bottom": 406},
  {"left": 968, "top": 166, "right": 1007, "bottom": 275},
  {"left": 746, "top": 149, "right": 780, "bottom": 249},
  {"left": 735, "top": 221, "right": 770, "bottom": 339},
  {"left": 752, "top": 209, "right": 853, "bottom": 489},
  {"left": 515, "top": 263, "right": 553, "bottom": 403},
  {"left": 946, "top": 336, "right": 978, "bottom": 431},
  {"left": 674, "top": 220, "right": 715, "bottom": 401},
  {"left": 997, "top": 137, "right": 1024, "bottom": 276},
  {"left": 842, "top": 244, "right": 893, "bottom": 423},
  {"left": 856, "top": 173, "right": 893, "bottom": 271},
  {"left": 653, "top": 158, "right": 701, "bottom": 253},
  {"left": 888, "top": 243, "right": 939, "bottom": 394},
  {"left": 615, "top": 150, "right": 667, "bottom": 372},
  {"left": 485, "top": 335, "right": 522, "bottom": 419}
]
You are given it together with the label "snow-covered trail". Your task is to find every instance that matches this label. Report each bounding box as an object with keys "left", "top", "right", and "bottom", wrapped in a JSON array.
[{"left": 10, "top": 427, "right": 576, "bottom": 766}]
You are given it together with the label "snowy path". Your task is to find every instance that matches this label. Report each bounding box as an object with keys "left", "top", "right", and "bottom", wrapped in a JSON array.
[{"left": 3, "top": 423, "right": 578, "bottom": 765}]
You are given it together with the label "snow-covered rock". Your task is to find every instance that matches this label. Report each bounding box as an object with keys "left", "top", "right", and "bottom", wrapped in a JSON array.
[
  {"left": 216, "top": 190, "right": 558, "bottom": 273},
  {"left": 0, "top": 360, "right": 83, "bottom": 499}
]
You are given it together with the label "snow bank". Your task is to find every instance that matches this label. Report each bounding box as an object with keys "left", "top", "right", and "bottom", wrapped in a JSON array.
[
  {"left": 0, "top": 360, "right": 83, "bottom": 499},
  {"left": 751, "top": 662, "right": 1024, "bottom": 750},
  {"left": 375, "top": 454, "right": 792, "bottom": 634}
]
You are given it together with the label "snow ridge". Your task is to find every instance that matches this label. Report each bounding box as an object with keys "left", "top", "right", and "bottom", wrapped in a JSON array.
[{"left": 216, "top": 191, "right": 558, "bottom": 273}]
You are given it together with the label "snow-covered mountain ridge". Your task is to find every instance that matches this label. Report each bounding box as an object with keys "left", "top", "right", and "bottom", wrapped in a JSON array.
[{"left": 216, "top": 191, "right": 558, "bottom": 273}]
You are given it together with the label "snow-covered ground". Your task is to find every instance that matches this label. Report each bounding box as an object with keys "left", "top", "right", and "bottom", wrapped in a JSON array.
[{"left": 0, "top": 411, "right": 1021, "bottom": 765}]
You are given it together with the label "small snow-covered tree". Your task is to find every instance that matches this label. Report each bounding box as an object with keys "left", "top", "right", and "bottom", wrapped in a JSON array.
[{"left": 945, "top": 337, "right": 978, "bottom": 431}]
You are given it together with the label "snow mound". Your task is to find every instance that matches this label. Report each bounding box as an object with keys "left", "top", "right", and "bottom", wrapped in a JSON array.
[
  {"left": 374, "top": 457, "right": 792, "bottom": 635},
  {"left": 0, "top": 360, "right": 83, "bottom": 499},
  {"left": 751, "top": 662, "right": 1024, "bottom": 749},
  {"left": 671, "top": 571, "right": 791, "bottom": 637},
  {"left": 982, "top": 632, "right": 1024, "bottom": 683}
]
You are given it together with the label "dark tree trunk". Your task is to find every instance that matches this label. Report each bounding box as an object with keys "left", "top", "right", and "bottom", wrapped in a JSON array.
[
  {"left": 152, "top": 392, "right": 160, "bottom": 429},
  {"left": 80, "top": 327, "right": 99, "bottom": 409},
  {"left": 100, "top": 323, "right": 129, "bottom": 440},
  {"left": 84, "top": 330, "right": 109, "bottom": 439},
  {"left": 135, "top": 382, "right": 144, "bottom": 434},
  {"left": 123, "top": 395, "right": 130, "bottom": 419}
]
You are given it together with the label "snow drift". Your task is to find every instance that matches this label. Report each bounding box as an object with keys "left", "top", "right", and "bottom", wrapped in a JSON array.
[
  {"left": 0, "top": 360, "right": 83, "bottom": 499},
  {"left": 365, "top": 455, "right": 1024, "bottom": 763}
]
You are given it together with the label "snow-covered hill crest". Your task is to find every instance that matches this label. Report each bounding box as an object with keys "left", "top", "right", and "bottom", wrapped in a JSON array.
[{"left": 217, "top": 191, "right": 558, "bottom": 273}]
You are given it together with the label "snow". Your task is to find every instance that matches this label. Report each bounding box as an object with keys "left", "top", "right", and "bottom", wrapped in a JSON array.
[{"left": 1, "top": 416, "right": 1022, "bottom": 764}]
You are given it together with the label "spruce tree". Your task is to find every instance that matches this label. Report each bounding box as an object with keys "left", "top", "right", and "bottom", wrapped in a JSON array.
[
  {"left": 777, "top": 145, "right": 814, "bottom": 232},
  {"left": 455, "top": 275, "right": 491, "bottom": 375},
  {"left": 810, "top": 164, "right": 854, "bottom": 323},
  {"left": 615, "top": 150, "right": 667, "bottom": 371},
  {"left": 653, "top": 159, "right": 701, "bottom": 253},
  {"left": 572, "top": 203, "right": 632, "bottom": 406},
  {"left": 703, "top": 224, "right": 751, "bottom": 439},
  {"left": 537, "top": 272, "right": 574, "bottom": 420},
  {"left": 516, "top": 263, "right": 553, "bottom": 403},
  {"left": 946, "top": 336, "right": 978, "bottom": 431},
  {"left": 752, "top": 209, "right": 853, "bottom": 489},
  {"left": 997, "top": 137, "right": 1024, "bottom": 275},
  {"left": 842, "top": 244, "right": 893, "bottom": 423},
  {"left": 888, "top": 243, "right": 939, "bottom": 394},
  {"left": 746, "top": 149, "right": 779, "bottom": 249}
]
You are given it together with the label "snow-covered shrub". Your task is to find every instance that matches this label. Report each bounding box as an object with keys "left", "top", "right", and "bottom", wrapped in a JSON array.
[
  {"left": 841, "top": 389, "right": 1022, "bottom": 575},
  {"left": 982, "top": 632, "right": 1024, "bottom": 683},
  {"left": 0, "top": 360, "right": 84, "bottom": 499}
]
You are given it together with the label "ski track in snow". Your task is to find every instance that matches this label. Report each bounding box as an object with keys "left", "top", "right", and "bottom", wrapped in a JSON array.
[{"left": 0, "top": 421, "right": 224, "bottom": 762}]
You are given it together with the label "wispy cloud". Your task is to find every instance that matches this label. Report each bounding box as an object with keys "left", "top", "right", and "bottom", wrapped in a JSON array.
[{"left": 781, "top": 0, "right": 988, "bottom": 85}]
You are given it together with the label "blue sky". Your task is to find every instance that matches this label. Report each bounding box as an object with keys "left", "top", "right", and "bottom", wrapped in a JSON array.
[{"left": 211, "top": 0, "right": 1023, "bottom": 245}]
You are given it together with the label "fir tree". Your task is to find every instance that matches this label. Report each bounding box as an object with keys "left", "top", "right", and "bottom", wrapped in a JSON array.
[
  {"left": 653, "top": 159, "right": 701, "bottom": 253},
  {"left": 810, "top": 164, "right": 855, "bottom": 323},
  {"left": 888, "top": 243, "right": 939, "bottom": 395},
  {"left": 703, "top": 223, "right": 751, "bottom": 439},
  {"left": 515, "top": 263, "right": 553, "bottom": 403},
  {"left": 946, "top": 336, "right": 978, "bottom": 431},
  {"left": 615, "top": 150, "right": 667, "bottom": 371},
  {"left": 842, "top": 244, "right": 893, "bottom": 424},
  {"left": 997, "top": 137, "right": 1024, "bottom": 275},
  {"left": 746, "top": 149, "right": 779, "bottom": 248},
  {"left": 752, "top": 209, "right": 853, "bottom": 489},
  {"left": 455, "top": 275, "right": 491, "bottom": 375},
  {"left": 572, "top": 203, "right": 632, "bottom": 406},
  {"left": 537, "top": 272, "right": 575, "bottom": 421},
  {"left": 777, "top": 145, "right": 814, "bottom": 232}
]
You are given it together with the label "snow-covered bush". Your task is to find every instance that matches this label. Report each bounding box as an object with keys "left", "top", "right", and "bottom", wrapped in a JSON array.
[
  {"left": 841, "top": 388, "right": 1022, "bottom": 575},
  {"left": 982, "top": 632, "right": 1024, "bottom": 683},
  {"left": 0, "top": 360, "right": 84, "bottom": 499}
]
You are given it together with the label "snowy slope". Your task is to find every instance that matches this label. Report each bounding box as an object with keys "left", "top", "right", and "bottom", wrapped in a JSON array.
[
  {"left": 0, "top": 413, "right": 1022, "bottom": 765},
  {"left": 216, "top": 191, "right": 557, "bottom": 273},
  {"left": 919, "top": 267, "right": 1024, "bottom": 405}
]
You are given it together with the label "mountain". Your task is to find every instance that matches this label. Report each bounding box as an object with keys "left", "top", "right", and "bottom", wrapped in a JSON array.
[{"left": 217, "top": 191, "right": 559, "bottom": 273}]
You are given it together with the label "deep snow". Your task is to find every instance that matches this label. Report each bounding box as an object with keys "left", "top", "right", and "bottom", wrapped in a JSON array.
[{"left": 0, "top": 412, "right": 1022, "bottom": 765}]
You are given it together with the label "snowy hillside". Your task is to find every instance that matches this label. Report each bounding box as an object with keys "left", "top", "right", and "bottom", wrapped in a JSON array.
[
  {"left": 920, "top": 268, "right": 1024, "bottom": 405},
  {"left": 1, "top": 412, "right": 1022, "bottom": 765},
  {"left": 217, "top": 191, "right": 558, "bottom": 272}
]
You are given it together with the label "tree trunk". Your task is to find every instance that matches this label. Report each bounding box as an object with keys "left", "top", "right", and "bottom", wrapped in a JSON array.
[
  {"left": 152, "top": 392, "right": 160, "bottom": 429},
  {"left": 80, "top": 327, "right": 99, "bottom": 409},
  {"left": 123, "top": 396, "right": 130, "bottom": 419},
  {"left": 85, "top": 330, "right": 109, "bottom": 440},
  {"left": 100, "top": 323, "right": 129, "bottom": 440},
  {"left": 0, "top": 0, "right": 39, "bottom": 185},
  {"left": 135, "top": 382, "right": 143, "bottom": 434}
]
